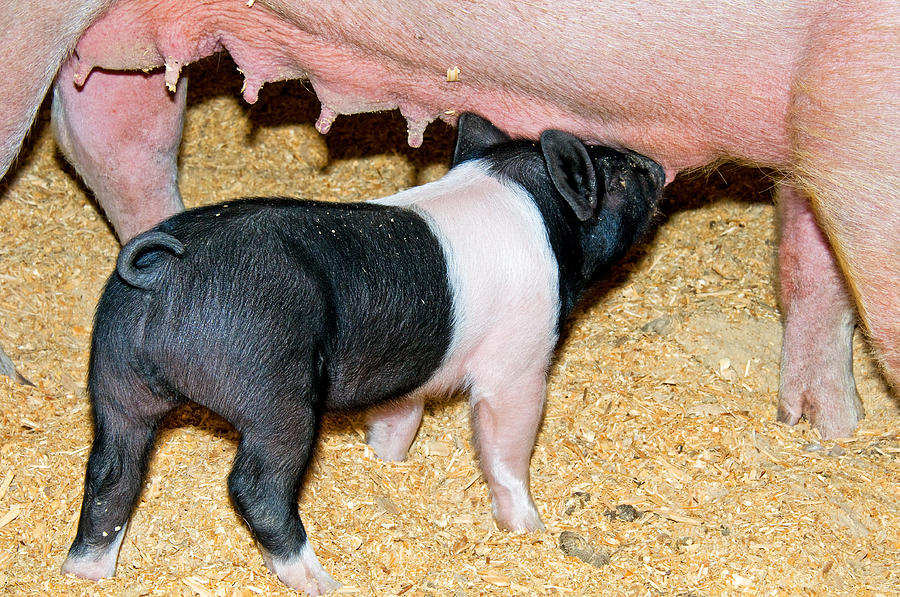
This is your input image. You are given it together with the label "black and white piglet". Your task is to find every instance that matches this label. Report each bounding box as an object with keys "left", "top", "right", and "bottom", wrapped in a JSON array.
[{"left": 62, "top": 113, "right": 664, "bottom": 594}]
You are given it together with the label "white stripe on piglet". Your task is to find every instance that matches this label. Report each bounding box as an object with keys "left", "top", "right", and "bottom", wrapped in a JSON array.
[{"left": 376, "top": 160, "right": 559, "bottom": 530}]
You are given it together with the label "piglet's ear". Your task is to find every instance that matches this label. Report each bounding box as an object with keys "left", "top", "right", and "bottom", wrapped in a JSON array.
[
  {"left": 540, "top": 130, "right": 598, "bottom": 221},
  {"left": 452, "top": 113, "right": 512, "bottom": 167}
]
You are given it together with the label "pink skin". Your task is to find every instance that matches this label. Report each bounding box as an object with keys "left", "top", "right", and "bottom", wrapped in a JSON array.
[
  {"left": 373, "top": 163, "right": 558, "bottom": 531},
  {"left": 468, "top": 369, "right": 548, "bottom": 532},
  {"left": 63, "top": 0, "right": 802, "bottom": 172},
  {"left": 0, "top": 0, "right": 114, "bottom": 177},
  {"left": 777, "top": 185, "right": 863, "bottom": 438},
  {"left": 0, "top": 5, "right": 896, "bottom": 432},
  {"left": 784, "top": 2, "right": 900, "bottom": 410},
  {"left": 0, "top": 0, "right": 114, "bottom": 390},
  {"left": 260, "top": 543, "right": 341, "bottom": 596},
  {"left": 366, "top": 369, "right": 549, "bottom": 532},
  {"left": 61, "top": 525, "right": 126, "bottom": 581},
  {"left": 52, "top": 62, "right": 186, "bottom": 241},
  {"left": 365, "top": 395, "right": 425, "bottom": 462}
]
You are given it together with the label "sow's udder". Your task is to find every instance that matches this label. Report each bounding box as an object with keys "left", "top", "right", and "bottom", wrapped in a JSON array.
[{"left": 70, "top": 0, "right": 799, "bottom": 173}]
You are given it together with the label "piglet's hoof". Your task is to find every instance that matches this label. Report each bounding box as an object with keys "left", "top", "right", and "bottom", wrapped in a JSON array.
[
  {"left": 493, "top": 500, "right": 545, "bottom": 533},
  {"left": 61, "top": 555, "right": 116, "bottom": 582},
  {"left": 61, "top": 525, "right": 126, "bottom": 583},
  {"left": 261, "top": 545, "right": 342, "bottom": 596}
]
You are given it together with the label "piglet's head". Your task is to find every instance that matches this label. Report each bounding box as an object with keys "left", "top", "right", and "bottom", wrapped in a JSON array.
[
  {"left": 540, "top": 128, "right": 664, "bottom": 284},
  {"left": 453, "top": 113, "right": 664, "bottom": 291}
]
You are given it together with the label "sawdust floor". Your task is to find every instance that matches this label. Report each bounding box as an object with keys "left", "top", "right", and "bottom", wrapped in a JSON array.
[{"left": 0, "top": 59, "right": 897, "bottom": 597}]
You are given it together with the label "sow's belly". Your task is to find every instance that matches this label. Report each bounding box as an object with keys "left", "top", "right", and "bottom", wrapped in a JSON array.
[{"left": 71, "top": 0, "right": 808, "bottom": 178}]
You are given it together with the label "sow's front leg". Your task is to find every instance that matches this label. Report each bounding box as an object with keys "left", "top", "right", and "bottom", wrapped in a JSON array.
[
  {"left": 778, "top": 4, "right": 899, "bottom": 438},
  {"left": 776, "top": 184, "right": 863, "bottom": 438},
  {"left": 52, "top": 60, "right": 186, "bottom": 243}
]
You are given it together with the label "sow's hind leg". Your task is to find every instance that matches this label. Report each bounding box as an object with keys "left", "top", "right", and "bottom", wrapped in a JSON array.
[
  {"left": 0, "top": 0, "right": 110, "bottom": 384},
  {"left": 52, "top": 61, "right": 186, "bottom": 243},
  {"left": 62, "top": 363, "right": 177, "bottom": 580}
]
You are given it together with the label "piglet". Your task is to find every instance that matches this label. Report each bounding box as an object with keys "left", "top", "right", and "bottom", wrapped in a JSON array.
[{"left": 62, "top": 113, "right": 664, "bottom": 594}]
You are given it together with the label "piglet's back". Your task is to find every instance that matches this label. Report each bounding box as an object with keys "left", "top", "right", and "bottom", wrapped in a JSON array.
[{"left": 96, "top": 198, "right": 453, "bottom": 412}]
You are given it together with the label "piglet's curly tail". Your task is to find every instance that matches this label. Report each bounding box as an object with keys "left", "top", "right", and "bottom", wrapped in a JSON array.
[{"left": 116, "top": 231, "right": 185, "bottom": 291}]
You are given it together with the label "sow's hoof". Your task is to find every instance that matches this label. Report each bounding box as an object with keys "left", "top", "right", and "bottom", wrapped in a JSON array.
[{"left": 0, "top": 345, "right": 33, "bottom": 386}]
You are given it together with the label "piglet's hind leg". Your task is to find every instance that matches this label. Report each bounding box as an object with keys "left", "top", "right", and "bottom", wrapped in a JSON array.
[
  {"left": 228, "top": 409, "right": 340, "bottom": 595},
  {"left": 63, "top": 384, "right": 173, "bottom": 580}
]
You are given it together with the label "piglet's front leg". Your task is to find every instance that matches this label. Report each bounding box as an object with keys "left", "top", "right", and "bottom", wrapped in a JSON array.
[
  {"left": 365, "top": 395, "right": 425, "bottom": 461},
  {"left": 470, "top": 369, "right": 548, "bottom": 532}
]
